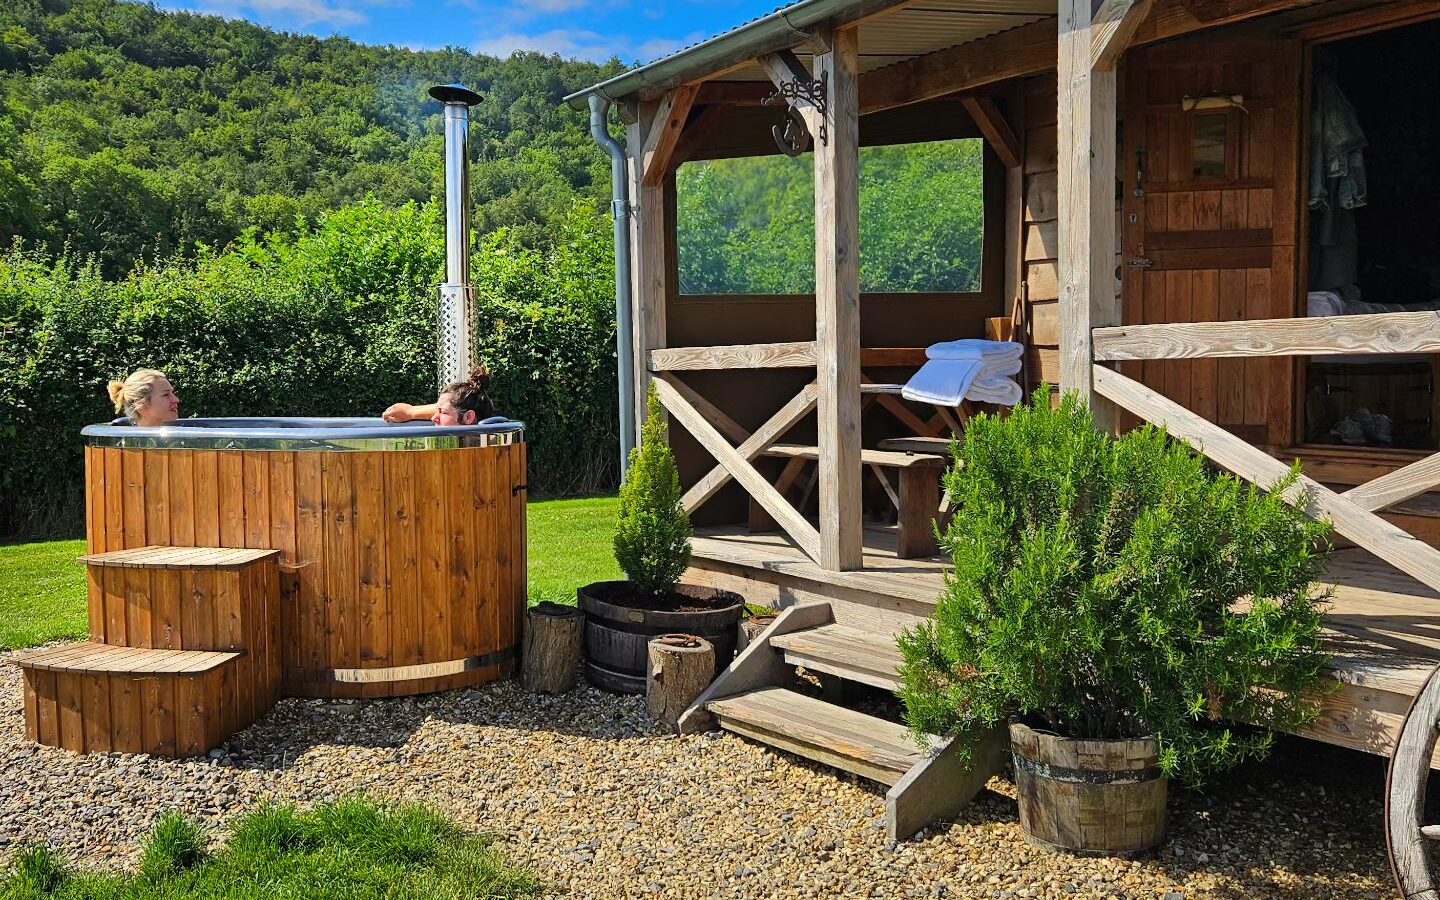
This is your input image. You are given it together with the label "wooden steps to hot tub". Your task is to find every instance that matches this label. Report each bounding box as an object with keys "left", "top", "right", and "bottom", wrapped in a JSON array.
[
  {"left": 10, "top": 545, "right": 281, "bottom": 758},
  {"left": 678, "top": 602, "right": 1005, "bottom": 842}
]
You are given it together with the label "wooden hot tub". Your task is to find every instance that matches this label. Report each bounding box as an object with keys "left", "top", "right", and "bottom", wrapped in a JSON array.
[{"left": 80, "top": 418, "right": 526, "bottom": 698}]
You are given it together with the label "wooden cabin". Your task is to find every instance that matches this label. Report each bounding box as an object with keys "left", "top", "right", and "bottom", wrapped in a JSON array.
[{"left": 566, "top": 0, "right": 1440, "bottom": 840}]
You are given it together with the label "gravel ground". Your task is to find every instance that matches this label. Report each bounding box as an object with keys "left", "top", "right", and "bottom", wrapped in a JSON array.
[{"left": 0, "top": 647, "right": 1395, "bottom": 899}]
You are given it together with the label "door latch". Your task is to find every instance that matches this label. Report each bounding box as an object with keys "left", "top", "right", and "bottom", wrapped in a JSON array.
[{"left": 1128, "top": 257, "right": 1155, "bottom": 268}]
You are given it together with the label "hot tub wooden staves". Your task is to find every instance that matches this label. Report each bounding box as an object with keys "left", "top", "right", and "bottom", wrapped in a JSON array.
[{"left": 81, "top": 444, "right": 528, "bottom": 699}]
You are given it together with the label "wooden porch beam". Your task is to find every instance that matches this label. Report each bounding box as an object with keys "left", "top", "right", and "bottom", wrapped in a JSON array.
[
  {"left": 813, "top": 25, "right": 864, "bottom": 572},
  {"left": 694, "top": 81, "right": 773, "bottom": 106},
  {"left": 1092, "top": 311, "right": 1440, "bottom": 361},
  {"left": 760, "top": 49, "right": 823, "bottom": 133},
  {"left": 654, "top": 377, "right": 822, "bottom": 561},
  {"left": 959, "top": 95, "right": 1021, "bottom": 169},
  {"left": 1344, "top": 452, "right": 1440, "bottom": 514},
  {"left": 680, "top": 380, "right": 820, "bottom": 512},
  {"left": 655, "top": 372, "right": 749, "bottom": 445},
  {"left": 672, "top": 104, "right": 730, "bottom": 166},
  {"left": 649, "top": 341, "right": 818, "bottom": 371},
  {"left": 626, "top": 100, "right": 667, "bottom": 436},
  {"left": 857, "top": 19, "right": 1056, "bottom": 116},
  {"left": 1090, "top": 0, "right": 1152, "bottom": 71},
  {"left": 1057, "top": 0, "right": 1120, "bottom": 427},
  {"left": 642, "top": 85, "right": 699, "bottom": 186},
  {"left": 1094, "top": 366, "right": 1440, "bottom": 596}
]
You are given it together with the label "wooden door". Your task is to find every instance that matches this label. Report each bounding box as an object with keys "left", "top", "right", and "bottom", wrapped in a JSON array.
[{"left": 1121, "top": 31, "right": 1302, "bottom": 448}]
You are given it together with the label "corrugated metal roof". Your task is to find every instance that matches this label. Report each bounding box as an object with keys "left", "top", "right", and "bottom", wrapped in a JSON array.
[{"left": 564, "top": 0, "right": 1056, "bottom": 106}]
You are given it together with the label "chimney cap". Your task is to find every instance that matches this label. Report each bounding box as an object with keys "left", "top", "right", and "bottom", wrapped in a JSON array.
[{"left": 429, "top": 83, "right": 483, "bottom": 106}]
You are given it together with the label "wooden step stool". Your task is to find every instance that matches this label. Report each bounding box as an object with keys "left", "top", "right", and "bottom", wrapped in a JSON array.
[
  {"left": 17, "top": 643, "right": 243, "bottom": 756},
  {"left": 11, "top": 546, "right": 281, "bottom": 757}
]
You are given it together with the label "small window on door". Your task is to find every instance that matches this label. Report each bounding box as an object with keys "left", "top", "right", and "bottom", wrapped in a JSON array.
[{"left": 1188, "top": 110, "right": 1240, "bottom": 182}]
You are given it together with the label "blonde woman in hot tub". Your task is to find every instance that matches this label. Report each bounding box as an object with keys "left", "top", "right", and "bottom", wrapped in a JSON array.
[{"left": 107, "top": 369, "right": 180, "bottom": 427}]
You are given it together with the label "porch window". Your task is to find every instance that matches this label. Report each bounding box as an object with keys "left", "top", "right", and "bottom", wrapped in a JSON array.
[{"left": 675, "top": 138, "right": 986, "bottom": 295}]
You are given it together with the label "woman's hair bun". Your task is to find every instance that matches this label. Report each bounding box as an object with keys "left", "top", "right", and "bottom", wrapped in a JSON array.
[
  {"left": 467, "top": 366, "right": 491, "bottom": 392},
  {"left": 107, "top": 380, "right": 126, "bottom": 413}
]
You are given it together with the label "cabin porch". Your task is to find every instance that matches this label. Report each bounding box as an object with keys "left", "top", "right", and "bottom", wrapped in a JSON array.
[{"left": 686, "top": 523, "right": 1440, "bottom": 765}]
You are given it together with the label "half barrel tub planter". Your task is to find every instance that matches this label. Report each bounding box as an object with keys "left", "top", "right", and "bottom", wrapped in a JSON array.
[
  {"left": 1009, "top": 721, "right": 1167, "bottom": 857},
  {"left": 578, "top": 581, "right": 744, "bottom": 694}
]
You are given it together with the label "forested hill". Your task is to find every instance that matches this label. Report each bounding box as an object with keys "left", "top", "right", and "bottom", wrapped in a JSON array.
[{"left": 0, "top": 0, "right": 623, "bottom": 275}]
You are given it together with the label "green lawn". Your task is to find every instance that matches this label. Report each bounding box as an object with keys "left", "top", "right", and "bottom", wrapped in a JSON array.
[
  {"left": 0, "top": 496, "right": 620, "bottom": 651},
  {"left": 2, "top": 796, "right": 537, "bottom": 899}
]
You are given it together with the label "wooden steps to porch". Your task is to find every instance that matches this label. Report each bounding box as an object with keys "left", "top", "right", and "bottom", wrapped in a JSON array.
[
  {"left": 769, "top": 622, "right": 905, "bottom": 692},
  {"left": 679, "top": 601, "right": 1005, "bottom": 842},
  {"left": 707, "top": 687, "right": 936, "bottom": 785}
]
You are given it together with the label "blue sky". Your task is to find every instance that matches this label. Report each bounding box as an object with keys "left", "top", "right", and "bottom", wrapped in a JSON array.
[{"left": 159, "top": 0, "right": 782, "bottom": 63}]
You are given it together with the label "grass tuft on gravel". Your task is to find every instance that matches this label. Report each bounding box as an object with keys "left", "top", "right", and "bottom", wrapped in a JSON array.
[
  {"left": 0, "top": 795, "right": 538, "bottom": 900},
  {"left": 0, "top": 496, "right": 620, "bottom": 649}
]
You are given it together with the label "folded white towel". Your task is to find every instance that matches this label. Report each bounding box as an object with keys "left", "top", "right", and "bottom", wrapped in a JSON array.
[
  {"left": 902, "top": 359, "right": 1024, "bottom": 407},
  {"left": 979, "top": 356, "right": 1023, "bottom": 379},
  {"left": 966, "top": 376, "right": 1023, "bottom": 406},
  {"left": 926, "top": 339, "right": 1024, "bottom": 362},
  {"left": 902, "top": 358, "right": 983, "bottom": 406}
]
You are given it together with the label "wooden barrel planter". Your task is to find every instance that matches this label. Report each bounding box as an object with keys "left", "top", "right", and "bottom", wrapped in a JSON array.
[
  {"left": 1009, "top": 721, "right": 1167, "bottom": 857},
  {"left": 81, "top": 420, "right": 527, "bottom": 699},
  {"left": 577, "top": 581, "right": 744, "bottom": 694}
]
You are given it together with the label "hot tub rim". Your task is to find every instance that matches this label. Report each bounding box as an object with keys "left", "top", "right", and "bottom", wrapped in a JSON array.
[{"left": 80, "top": 417, "right": 525, "bottom": 452}]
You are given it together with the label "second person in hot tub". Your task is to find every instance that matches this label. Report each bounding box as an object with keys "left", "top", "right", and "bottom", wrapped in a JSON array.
[{"left": 381, "top": 367, "right": 496, "bottom": 426}]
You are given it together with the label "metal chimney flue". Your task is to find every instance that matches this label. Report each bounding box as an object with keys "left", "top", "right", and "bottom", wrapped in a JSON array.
[{"left": 429, "top": 82, "right": 484, "bottom": 389}]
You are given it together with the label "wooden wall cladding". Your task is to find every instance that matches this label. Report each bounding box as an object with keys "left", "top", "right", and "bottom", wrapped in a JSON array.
[{"left": 83, "top": 444, "right": 528, "bottom": 698}]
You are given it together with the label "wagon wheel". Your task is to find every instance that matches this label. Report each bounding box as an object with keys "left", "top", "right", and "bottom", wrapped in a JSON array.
[{"left": 1387, "top": 663, "right": 1440, "bottom": 900}]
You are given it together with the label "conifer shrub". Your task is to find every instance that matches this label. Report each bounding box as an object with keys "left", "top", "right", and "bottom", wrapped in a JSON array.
[
  {"left": 612, "top": 385, "right": 692, "bottom": 596},
  {"left": 899, "top": 389, "right": 1333, "bottom": 785}
]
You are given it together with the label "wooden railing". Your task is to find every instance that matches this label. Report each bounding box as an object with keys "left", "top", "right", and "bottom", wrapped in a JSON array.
[
  {"left": 1091, "top": 312, "right": 1440, "bottom": 596},
  {"left": 650, "top": 344, "right": 940, "bottom": 567}
]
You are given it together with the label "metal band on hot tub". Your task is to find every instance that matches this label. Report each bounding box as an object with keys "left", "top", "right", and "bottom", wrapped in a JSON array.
[{"left": 81, "top": 417, "right": 525, "bottom": 452}]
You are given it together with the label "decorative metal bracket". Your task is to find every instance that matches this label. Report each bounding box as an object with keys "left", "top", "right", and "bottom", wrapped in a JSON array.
[{"left": 763, "top": 72, "right": 827, "bottom": 157}]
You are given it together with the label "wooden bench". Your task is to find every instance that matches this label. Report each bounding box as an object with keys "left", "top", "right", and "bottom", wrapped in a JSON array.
[
  {"left": 14, "top": 642, "right": 243, "bottom": 757},
  {"left": 9, "top": 545, "right": 282, "bottom": 758},
  {"left": 752, "top": 443, "right": 947, "bottom": 558}
]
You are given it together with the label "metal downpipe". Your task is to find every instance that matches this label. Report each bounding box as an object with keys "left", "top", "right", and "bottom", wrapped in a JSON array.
[{"left": 589, "top": 94, "right": 636, "bottom": 478}]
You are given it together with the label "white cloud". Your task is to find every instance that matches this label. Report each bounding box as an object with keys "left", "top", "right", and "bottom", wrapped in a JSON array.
[
  {"left": 173, "top": 0, "right": 370, "bottom": 27},
  {"left": 472, "top": 27, "right": 702, "bottom": 63},
  {"left": 526, "top": 0, "right": 593, "bottom": 11},
  {"left": 250, "top": 0, "right": 369, "bottom": 25},
  {"left": 473, "top": 28, "right": 619, "bottom": 60}
]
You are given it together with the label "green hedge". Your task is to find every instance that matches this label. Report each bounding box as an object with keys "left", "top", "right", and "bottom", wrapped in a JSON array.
[{"left": 0, "top": 199, "right": 619, "bottom": 539}]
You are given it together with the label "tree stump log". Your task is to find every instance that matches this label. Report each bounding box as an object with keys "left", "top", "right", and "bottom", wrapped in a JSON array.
[
  {"left": 646, "top": 634, "right": 716, "bottom": 730},
  {"left": 523, "top": 601, "right": 584, "bottom": 694},
  {"left": 736, "top": 614, "right": 776, "bottom": 654}
]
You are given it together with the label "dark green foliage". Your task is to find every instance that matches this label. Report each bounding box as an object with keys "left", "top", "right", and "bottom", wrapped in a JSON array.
[
  {"left": 613, "top": 386, "right": 691, "bottom": 596},
  {"left": 138, "top": 813, "right": 206, "bottom": 881},
  {"left": 0, "top": 795, "right": 537, "bottom": 899},
  {"left": 0, "top": 200, "right": 619, "bottom": 538},
  {"left": 676, "top": 140, "right": 986, "bottom": 294},
  {"left": 0, "top": 0, "right": 622, "bottom": 277},
  {"left": 899, "top": 390, "right": 1333, "bottom": 786}
]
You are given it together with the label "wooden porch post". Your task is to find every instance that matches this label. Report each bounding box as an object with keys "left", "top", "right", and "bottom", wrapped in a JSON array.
[
  {"left": 1057, "top": 0, "right": 1124, "bottom": 429},
  {"left": 814, "top": 27, "right": 863, "bottom": 571},
  {"left": 627, "top": 99, "right": 668, "bottom": 437}
]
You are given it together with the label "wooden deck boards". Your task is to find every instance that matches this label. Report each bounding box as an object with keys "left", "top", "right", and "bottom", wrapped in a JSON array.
[{"left": 689, "top": 528, "right": 1440, "bottom": 763}]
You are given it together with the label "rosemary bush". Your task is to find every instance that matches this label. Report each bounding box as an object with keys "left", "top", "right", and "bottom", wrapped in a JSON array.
[
  {"left": 613, "top": 386, "right": 692, "bottom": 596},
  {"left": 899, "top": 390, "right": 1332, "bottom": 785}
]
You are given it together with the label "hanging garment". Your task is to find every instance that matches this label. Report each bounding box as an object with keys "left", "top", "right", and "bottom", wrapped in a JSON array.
[{"left": 1308, "top": 67, "right": 1368, "bottom": 292}]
